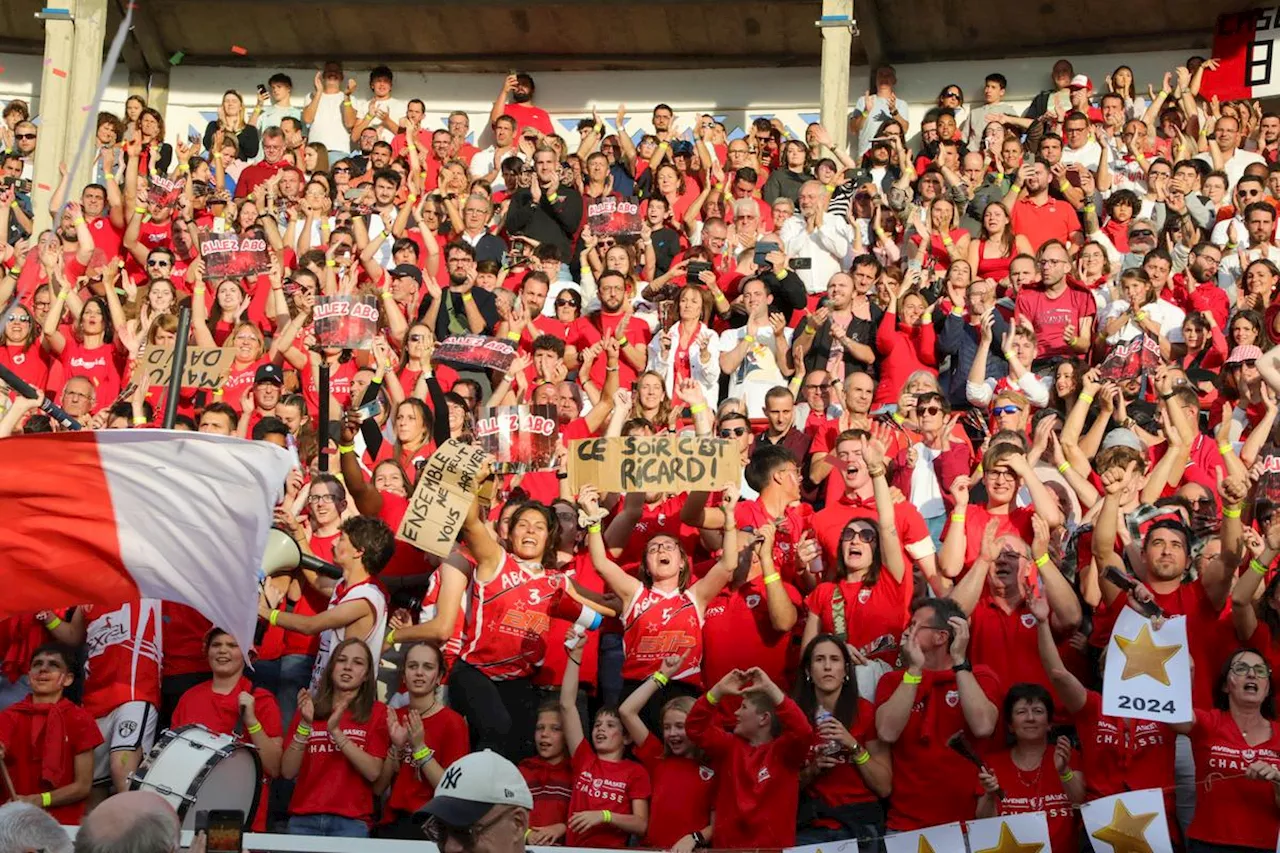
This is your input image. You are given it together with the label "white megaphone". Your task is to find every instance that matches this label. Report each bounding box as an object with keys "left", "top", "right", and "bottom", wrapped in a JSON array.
[{"left": 262, "top": 528, "right": 344, "bottom": 579}]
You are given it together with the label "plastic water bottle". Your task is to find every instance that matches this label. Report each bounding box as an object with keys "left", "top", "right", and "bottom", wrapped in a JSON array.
[{"left": 814, "top": 708, "right": 841, "bottom": 755}]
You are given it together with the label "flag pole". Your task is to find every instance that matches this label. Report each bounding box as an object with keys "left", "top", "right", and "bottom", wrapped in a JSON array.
[
  {"left": 318, "top": 362, "right": 331, "bottom": 471},
  {"left": 163, "top": 304, "right": 192, "bottom": 430}
]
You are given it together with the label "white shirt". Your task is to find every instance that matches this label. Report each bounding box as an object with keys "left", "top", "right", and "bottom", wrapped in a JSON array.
[
  {"left": 1211, "top": 215, "right": 1249, "bottom": 249},
  {"left": 1196, "top": 148, "right": 1266, "bottom": 193},
  {"left": 779, "top": 216, "right": 854, "bottom": 294},
  {"left": 1101, "top": 298, "right": 1186, "bottom": 345},
  {"left": 648, "top": 322, "right": 722, "bottom": 407},
  {"left": 308, "top": 92, "right": 352, "bottom": 154},
  {"left": 852, "top": 94, "right": 910, "bottom": 159},
  {"left": 357, "top": 96, "right": 406, "bottom": 143},
  {"left": 470, "top": 147, "right": 527, "bottom": 192},
  {"left": 309, "top": 578, "right": 388, "bottom": 691},
  {"left": 720, "top": 325, "right": 793, "bottom": 417},
  {"left": 909, "top": 442, "right": 945, "bottom": 518},
  {"left": 1060, "top": 139, "right": 1103, "bottom": 170}
]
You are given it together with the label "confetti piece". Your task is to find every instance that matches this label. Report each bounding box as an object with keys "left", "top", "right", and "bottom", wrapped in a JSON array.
[
  {"left": 36, "top": 183, "right": 51, "bottom": 192},
  {"left": 168, "top": 50, "right": 185, "bottom": 65},
  {"left": 52, "top": 68, "right": 67, "bottom": 78},
  {"left": 44, "top": 58, "right": 53, "bottom": 66},
  {"left": 81, "top": 105, "right": 91, "bottom": 111},
  {"left": 230, "top": 45, "right": 247, "bottom": 56}
]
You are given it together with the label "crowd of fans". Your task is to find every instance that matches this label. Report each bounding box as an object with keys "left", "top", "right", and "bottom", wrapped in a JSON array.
[{"left": 2, "top": 50, "right": 1280, "bottom": 853}]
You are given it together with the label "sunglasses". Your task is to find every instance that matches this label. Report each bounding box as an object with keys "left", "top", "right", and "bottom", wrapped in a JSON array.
[
  {"left": 992, "top": 404, "right": 1022, "bottom": 416},
  {"left": 841, "top": 527, "right": 878, "bottom": 544},
  {"left": 15, "top": 133, "right": 36, "bottom": 141},
  {"left": 1231, "top": 359, "right": 1258, "bottom": 368},
  {"left": 919, "top": 405, "right": 944, "bottom": 416},
  {"left": 554, "top": 298, "right": 576, "bottom": 307},
  {"left": 332, "top": 166, "right": 351, "bottom": 173},
  {"left": 1128, "top": 229, "right": 1155, "bottom": 239},
  {"left": 409, "top": 334, "right": 427, "bottom": 342},
  {"left": 6, "top": 313, "right": 31, "bottom": 323},
  {"left": 718, "top": 426, "right": 749, "bottom": 438},
  {"left": 943, "top": 92, "right": 961, "bottom": 99},
  {"left": 146, "top": 259, "right": 170, "bottom": 267}
]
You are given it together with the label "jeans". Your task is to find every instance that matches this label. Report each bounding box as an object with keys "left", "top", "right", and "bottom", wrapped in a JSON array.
[
  {"left": 924, "top": 513, "right": 946, "bottom": 551},
  {"left": 1175, "top": 733, "right": 1196, "bottom": 833},
  {"left": 288, "top": 814, "right": 369, "bottom": 838},
  {"left": 252, "top": 654, "right": 314, "bottom": 725}
]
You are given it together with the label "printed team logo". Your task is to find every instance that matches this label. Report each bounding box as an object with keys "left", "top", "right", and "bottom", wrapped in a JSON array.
[
  {"left": 592, "top": 777, "right": 602, "bottom": 789},
  {"left": 858, "top": 589, "right": 872, "bottom": 605},
  {"left": 657, "top": 513, "right": 667, "bottom": 526},
  {"left": 1021, "top": 613, "right": 1038, "bottom": 629},
  {"left": 756, "top": 766, "right": 771, "bottom": 783},
  {"left": 1244, "top": 749, "right": 1257, "bottom": 761},
  {"left": 746, "top": 595, "right": 761, "bottom": 608},
  {"left": 698, "top": 766, "right": 714, "bottom": 781},
  {"left": 117, "top": 720, "right": 138, "bottom": 738},
  {"left": 945, "top": 689, "right": 960, "bottom": 708},
  {"left": 636, "top": 522, "right": 649, "bottom": 534}
]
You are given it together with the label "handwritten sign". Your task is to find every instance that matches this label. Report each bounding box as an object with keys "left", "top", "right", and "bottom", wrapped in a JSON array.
[
  {"left": 567, "top": 435, "right": 741, "bottom": 494},
  {"left": 475, "top": 405, "right": 558, "bottom": 473},
  {"left": 314, "top": 294, "right": 379, "bottom": 350},
  {"left": 396, "top": 440, "right": 488, "bottom": 558},
  {"left": 586, "top": 195, "right": 642, "bottom": 241},
  {"left": 129, "top": 345, "right": 236, "bottom": 390},
  {"left": 432, "top": 335, "right": 517, "bottom": 373},
  {"left": 198, "top": 227, "right": 272, "bottom": 279},
  {"left": 1102, "top": 608, "right": 1192, "bottom": 724}
]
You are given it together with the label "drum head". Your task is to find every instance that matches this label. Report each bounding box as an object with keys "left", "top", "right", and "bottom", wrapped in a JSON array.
[
  {"left": 181, "top": 746, "right": 262, "bottom": 830},
  {"left": 131, "top": 726, "right": 262, "bottom": 830}
]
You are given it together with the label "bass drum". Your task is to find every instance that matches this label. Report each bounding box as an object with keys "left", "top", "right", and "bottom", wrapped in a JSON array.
[{"left": 129, "top": 724, "right": 262, "bottom": 829}]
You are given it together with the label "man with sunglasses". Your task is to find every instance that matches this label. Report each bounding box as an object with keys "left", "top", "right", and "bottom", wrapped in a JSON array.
[
  {"left": 1210, "top": 174, "right": 1267, "bottom": 249},
  {"left": 415, "top": 750, "right": 533, "bottom": 853}
]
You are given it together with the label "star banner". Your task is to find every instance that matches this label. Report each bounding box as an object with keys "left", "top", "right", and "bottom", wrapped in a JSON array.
[
  {"left": 884, "top": 822, "right": 965, "bottom": 853},
  {"left": 784, "top": 840, "right": 859, "bottom": 853},
  {"left": 1102, "top": 608, "right": 1192, "bottom": 724},
  {"left": 1081, "top": 788, "right": 1173, "bottom": 853},
  {"left": 967, "top": 814, "right": 1053, "bottom": 853}
]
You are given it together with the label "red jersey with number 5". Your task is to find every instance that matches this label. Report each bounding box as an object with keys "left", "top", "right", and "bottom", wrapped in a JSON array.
[
  {"left": 460, "top": 551, "right": 566, "bottom": 680},
  {"left": 622, "top": 587, "right": 702, "bottom": 683},
  {"left": 82, "top": 599, "right": 162, "bottom": 718}
]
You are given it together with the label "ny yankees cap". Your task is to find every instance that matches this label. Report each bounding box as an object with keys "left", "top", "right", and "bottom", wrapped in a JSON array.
[{"left": 414, "top": 749, "right": 534, "bottom": 826}]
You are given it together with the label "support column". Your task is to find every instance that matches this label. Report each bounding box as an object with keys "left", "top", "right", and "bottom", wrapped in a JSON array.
[
  {"left": 148, "top": 71, "right": 170, "bottom": 118},
  {"left": 818, "top": 0, "right": 854, "bottom": 156},
  {"left": 31, "top": 0, "right": 108, "bottom": 234}
]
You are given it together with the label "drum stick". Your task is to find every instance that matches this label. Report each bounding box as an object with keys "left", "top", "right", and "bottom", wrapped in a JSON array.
[{"left": 0, "top": 761, "right": 17, "bottom": 800}]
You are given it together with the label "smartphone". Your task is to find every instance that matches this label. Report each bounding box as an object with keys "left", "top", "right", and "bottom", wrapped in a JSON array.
[
  {"left": 354, "top": 399, "right": 382, "bottom": 423},
  {"left": 753, "top": 241, "right": 779, "bottom": 267},
  {"left": 686, "top": 260, "right": 713, "bottom": 280},
  {"left": 197, "top": 809, "right": 244, "bottom": 853},
  {"left": 658, "top": 300, "right": 676, "bottom": 328},
  {"left": 257, "top": 83, "right": 267, "bottom": 97},
  {"left": 790, "top": 256, "right": 812, "bottom": 270}
]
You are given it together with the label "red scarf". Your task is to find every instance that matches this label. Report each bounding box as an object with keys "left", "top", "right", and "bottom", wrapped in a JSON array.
[
  {"left": 915, "top": 668, "right": 959, "bottom": 745},
  {"left": 8, "top": 697, "right": 73, "bottom": 789}
]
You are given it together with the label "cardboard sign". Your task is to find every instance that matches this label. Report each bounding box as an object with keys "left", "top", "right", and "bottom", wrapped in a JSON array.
[
  {"left": 314, "top": 294, "right": 379, "bottom": 350},
  {"left": 1102, "top": 608, "right": 1192, "bottom": 724},
  {"left": 965, "top": 814, "right": 1052, "bottom": 853},
  {"left": 1255, "top": 446, "right": 1280, "bottom": 508},
  {"left": 198, "top": 227, "right": 272, "bottom": 279},
  {"left": 883, "top": 822, "right": 964, "bottom": 853},
  {"left": 1080, "top": 788, "right": 1174, "bottom": 853},
  {"left": 129, "top": 345, "right": 236, "bottom": 390},
  {"left": 567, "top": 435, "right": 741, "bottom": 494},
  {"left": 432, "top": 335, "right": 517, "bottom": 373},
  {"left": 1098, "top": 334, "right": 1163, "bottom": 383},
  {"left": 475, "top": 405, "right": 558, "bottom": 473},
  {"left": 396, "top": 440, "right": 488, "bottom": 558},
  {"left": 586, "top": 195, "right": 642, "bottom": 241},
  {"left": 147, "top": 174, "right": 186, "bottom": 210}
]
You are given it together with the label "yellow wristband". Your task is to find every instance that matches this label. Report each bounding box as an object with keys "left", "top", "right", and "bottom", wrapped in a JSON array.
[
  {"left": 1059, "top": 770, "right": 1074, "bottom": 783},
  {"left": 601, "top": 810, "right": 612, "bottom": 824},
  {"left": 902, "top": 672, "right": 923, "bottom": 684},
  {"left": 74, "top": 217, "right": 86, "bottom": 226},
  {"left": 617, "top": 336, "right": 629, "bottom": 347},
  {"left": 179, "top": 164, "right": 191, "bottom": 173},
  {"left": 386, "top": 628, "right": 396, "bottom": 646},
  {"left": 103, "top": 173, "right": 114, "bottom": 182},
  {"left": 1057, "top": 462, "right": 1070, "bottom": 474},
  {"left": 413, "top": 746, "right": 433, "bottom": 762},
  {"left": 1011, "top": 185, "right": 1022, "bottom": 194},
  {"left": 1252, "top": 559, "right": 1269, "bottom": 576},
  {"left": 1078, "top": 392, "right": 1094, "bottom": 403},
  {"left": 689, "top": 403, "right": 707, "bottom": 414},
  {"left": 1084, "top": 204, "right": 1095, "bottom": 213},
  {"left": 1035, "top": 554, "right": 1050, "bottom": 568},
  {"left": 462, "top": 292, "right": 474, "bottom": 303},
  {"left": 337, "top": 443, "right": 355, "bottom": 454},
  {"left": 950, "top": 513, "right": 965, "bottom": 523},
  {"left": 801, "top": 326, "right": 816, "bottom": 336},
  {"left": 505, "top": 331, "right": 521, "bottom": 341},
  {"left": 744, "top": 335, "right": 756, "bottom": 343},
  {"left": 763, "top": 572, "right": 781, "bottom": 585},
  {"left": 295, "top": 724, "right": 312, "bottom": 737},
  {"left": 44, "top": 616, "right": 62, "bottom": 630},
  {"left": 706, "top": 690, "right": 719, "bottom": 705},
  {"left": 325, "top": 259, "right": 336, "bottom": 268},
  {"left": 588, "top": 524, "right": 602, "bottom": 534},
  {"left": 1136, "top": 311, "right": 1147, "bottom": 321},
  {"left": 131, "top": 416, "right": 147, "bottom": 426},
  {"left": 133, "top": 205, "right": 147, "bottom": 214},
  {"left": 1219, "top": 442, "right": 1233, "bottom": 455},
  {"left": 269, "top": 609, "right": 280, "bottom": 626},
  {"left": 853, "top": 750, "right": 871, "bottom": 766},
  {"left": 921, "top": 312, "right": 933, "bottom": 323},
  {"left": 1223, "top": 507, "right": 1243, "bottom": 519},
  {"left": 942, "top": 236, "right": 953, "bottom": 246},
  {"left": 193, "top": 286, "right": 206, "bottom": 295},
  {"left": 40, "top": 792, "right": 51, "bottom": 808},
  {"left": 246, "top": 722, "right": 263, "bottom": 735},
  {"left": 653, "top": 672, "right": 670, "bottom": 686},
  {"left": 1059, "top": 181, "right": 1071, "bottom": 193}
]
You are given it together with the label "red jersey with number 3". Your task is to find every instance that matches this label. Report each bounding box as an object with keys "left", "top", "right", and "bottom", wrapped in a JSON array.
[
  {"left": 460, "top": 552, "right": 567, "bottom": 680},
  {"left": 82, "top": 600, "right": 162, "bottom": 718},
  {"left": 621, "top": 587, "right": 702, "bottom": 683}
]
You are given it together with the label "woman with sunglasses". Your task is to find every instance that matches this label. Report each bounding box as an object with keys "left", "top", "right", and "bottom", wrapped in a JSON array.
[
  {"left": 578, "top": 483, "right": 739, "bottom": 722},
  {"left": 283, "top": 638, "right": 390, "bottom": 838},
  {"left": 935, "top": 85, "right": 968, "bottom": 131},
  {"left": 1218, "top": 344, "right": 1268, "bottom": 437},
  {"left": 40, "top": 268, "right": 124, "bottom": 414},
  {"left": 802, "top": 436, "right": 909, "bottom": 653},
  {"left": 0, "top": 301, "right": 52, "bottom": 393},
  {"left": 1168, "top": 646, "right": 1280, "bottom": 852}
]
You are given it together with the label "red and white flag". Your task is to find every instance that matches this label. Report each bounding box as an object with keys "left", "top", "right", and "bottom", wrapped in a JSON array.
[
  {"left": 0, "top": 430, "right": 295, "bottom": 657},
  {"left": 1203, "top": 9, "right": 1280, "bottom": 101}
]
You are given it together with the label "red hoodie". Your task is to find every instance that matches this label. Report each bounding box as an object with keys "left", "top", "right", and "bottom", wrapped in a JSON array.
[{"left": 873, "top": 311, "right": 937, "bottom": 407}]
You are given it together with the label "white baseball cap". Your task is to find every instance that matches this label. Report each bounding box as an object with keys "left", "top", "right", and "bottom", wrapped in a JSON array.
[{"left": 414, "top": 750, "right": 533, "bottom": 826}]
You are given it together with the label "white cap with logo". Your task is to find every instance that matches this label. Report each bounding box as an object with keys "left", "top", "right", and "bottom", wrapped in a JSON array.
[{"left": 414, "top": 750, "right": 534, "bottom": 826}]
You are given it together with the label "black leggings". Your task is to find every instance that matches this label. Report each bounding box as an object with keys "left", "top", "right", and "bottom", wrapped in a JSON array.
[{"left": 448, "top": 661, "right": 538, "bottom": 762}]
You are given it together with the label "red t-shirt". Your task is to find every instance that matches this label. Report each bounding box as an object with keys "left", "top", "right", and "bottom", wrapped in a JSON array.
[
  {"left": 701, "top": 576, "right": 802, "bottom": 691},
  {"left": 805, "top": 698, "right": 879, "bottom": 813},
  {"left": 286, "top": 704, "right": 390, "bottom": 824},
  {"left": 622, "top": 587, "right": 702, "bottom": 683},
  {"left": 170, "top": 678, "right": 283, "bottom": 832},
  {"left": 160, "top": 602, "right": 211, "bottom": 678},
  {"left": 504, "top": 103, "right": 554, "bottom": 137},
  {"left": 734, "top": 500, "right": 813, "bottom": 587},
  {"left": 1014, "top": 285, "right": 1097, "bottom": 361},
  {"left": 633, "top": 736, "right": 716, "bottom": 848},
  {"left": 60, "top": 338, "right": 125, "bottom": 412},
  {"left": 1010, "top": 195, "right": 1080, "bottom": 251},
  {"left": 1071, "top": 690, "right": 1176, "bottom": 802},
  {"left": 967, "top": 597, "right": 1053, "bottom": 697},
  {"left": 385, "top": 706, "right": 470, "bottom": 817},
  {"left": 376, "top": 491, "right": 433, "bottom": 580},
  {"left": 614, "top": 494, "right": 701, "bottom": 573},
  {"left": 459, "top": 552, "right": 567, "bottom": 680},
  {"left": 1187, "top": 707, "right": 1280, "bottom": 849},
  {"left": 0, "top": 697, "right": 103, "bottom": 825},
  {"left": 873, "top": 666, "right": 1002, "bottom": 830},
  {"left": 806, "top": 573, "right": 912, "bottom": 660},
  {"left": 811, "top": 491, "right": 934, "bottom": 576},
  {"left": 0, "top": 343, "right": 54, "bottom": 395},
  {"left": 976, "top": 745, "right": 1080, "bottom": 853},
  {"left": 519, "top": 755, "right": 573, "bottom": 829},
  {"left": 946, "top": 503, "right": 1037, "bottom": 575},
  {"left": 684, "top": 694, "right": 812, "bottom": 849},
  {"left": 81, "top": 600, "right": 162, "bottom": 718},
  {"left": 572, "top": 313, "right": 651, "bottom": 391},
  {"left": 565, "top": 740, "right": 652, "bottom": 848}
]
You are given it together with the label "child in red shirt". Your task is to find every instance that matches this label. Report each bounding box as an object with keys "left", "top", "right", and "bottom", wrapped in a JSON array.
[
  {"left": 619, "top": 652, "right": 716, "bottom": 850},
  {"left": 519, "top": 703, "right": 573, "bottom": 845},
  {"left": 686, "top": 666, "right": 814, "bottom": 849},
  {"left": 378, "top": 643, "right": 470, "bottom": 838},
  {"left": 560, "top": 634, "right": 651, "bottom": 848}
]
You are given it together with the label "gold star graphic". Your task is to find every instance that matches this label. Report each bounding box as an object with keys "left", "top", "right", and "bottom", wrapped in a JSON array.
[
  {"left": 1090, "top": 799, "right": 1158, "bottom": 853},
  {"left": 916, "top": 836, "right": 938, "bottom": 853},
  {"left": 975, "top": 822, "right": 1044, "bottom": 853},
  {"left": 1114, "top": 623, "right": 1181, "bottom": 687}
]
